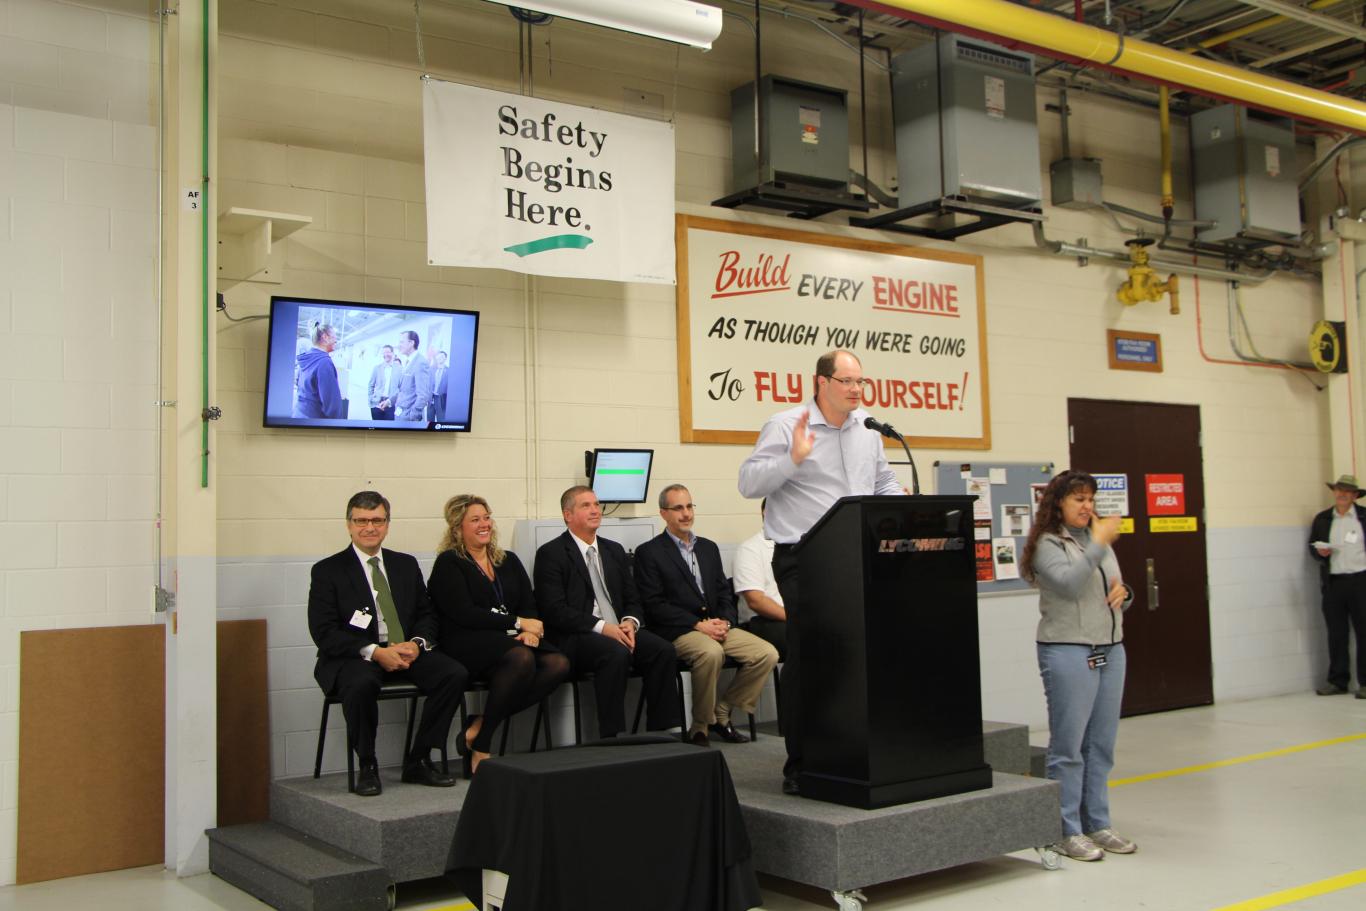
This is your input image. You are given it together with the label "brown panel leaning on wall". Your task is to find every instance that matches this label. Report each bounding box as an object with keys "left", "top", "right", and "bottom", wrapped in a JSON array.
[
  {"left": 217, "top": 619, "right": 270, "bottom": 826},
  {"left": 17, "top": 625, "right": 165, "bottom": 884}
]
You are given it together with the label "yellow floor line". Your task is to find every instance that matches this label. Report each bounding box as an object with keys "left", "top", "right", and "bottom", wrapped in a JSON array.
[
  {"left": 1109, "top": 732, "right": 1366, "bottom": 787},
  {"left": 417, "top": 903, "right": 476, "bottom": 911},
  {"left": 1209, "top": 869, "right": 1366, "bottom": 911}
]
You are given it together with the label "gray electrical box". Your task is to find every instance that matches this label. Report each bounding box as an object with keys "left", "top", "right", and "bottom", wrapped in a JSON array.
[
  {"left": 1191, "top": 105, "right": 1300, "bottom": 246},
  {"left": 892, "top": 35, "right": 1042, "bottom": 209},
  {"left": 731, "top": 75, "right": 849, "bottom": 191},
  {"left": 1051, "top": 157, "right": 1103, "bottom": 209}
]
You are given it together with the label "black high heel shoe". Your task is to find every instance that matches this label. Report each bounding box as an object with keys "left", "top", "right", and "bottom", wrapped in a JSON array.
[{"left": 457, "top": 715, "right": 480, "bottom": 779}]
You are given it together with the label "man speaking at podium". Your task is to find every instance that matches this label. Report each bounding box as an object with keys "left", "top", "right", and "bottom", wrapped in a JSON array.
[{"left": 738, "top": 349, "right": 905, "bottom": 796}]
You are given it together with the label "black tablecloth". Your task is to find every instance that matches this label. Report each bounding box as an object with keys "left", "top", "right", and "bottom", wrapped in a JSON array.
[{"left": 447, "top": 736, "right": 760, "bottom": 911}]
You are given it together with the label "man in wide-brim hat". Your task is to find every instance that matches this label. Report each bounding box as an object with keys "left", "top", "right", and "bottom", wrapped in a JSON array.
[{"left": 1308, "top": 475, "right": 1366, "bottom": 697}]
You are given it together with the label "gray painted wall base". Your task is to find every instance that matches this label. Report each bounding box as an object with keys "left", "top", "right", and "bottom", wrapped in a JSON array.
[{"left": 206, "top": 821, "right": 391, "bottom": 911}]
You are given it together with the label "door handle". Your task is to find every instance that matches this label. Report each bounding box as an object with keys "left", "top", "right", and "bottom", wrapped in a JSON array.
[{"left": 1146, "top": 557, "right": 1159, "bottom": 611}]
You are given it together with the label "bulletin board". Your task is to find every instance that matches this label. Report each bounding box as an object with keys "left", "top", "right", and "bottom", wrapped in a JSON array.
[{"left": 934, "top": 460, "right": 1055, "bottom": 594}]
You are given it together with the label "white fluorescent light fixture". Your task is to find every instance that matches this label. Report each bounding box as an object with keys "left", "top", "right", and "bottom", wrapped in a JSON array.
[{"left": 491, "top": 0, "right": 724, "bottom": 50}]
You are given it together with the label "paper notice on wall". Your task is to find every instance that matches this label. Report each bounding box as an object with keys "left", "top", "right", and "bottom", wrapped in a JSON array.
[
  {"left": 985, "top": 75, "right": 1006, "bottom": 119},
  {"left": 992, "top": 537, "right": 1019, "bottom": 580},
  {"left": 975, "top": 540, "right": 995, "bottom": 581},
  {"left": 974, "top": 519, "right": 992, "bottom": 541},
  {"left": 1265, "top": 144, "right": 1280, "bottom": 178},
  {"left": 1030, "top": 482, "right": 1048, "bottom": 517},
  {"left": 1001, "top": 504, "right": 1031, "bottom": 537},
  {"left": 989, "top": 467, "right": 1007, "bottom": 484},
  {"left": 967, "top": 477, "right": 993, "bottom": 520},
  {"left": 1093, "top": 473, "right": 1129, "bottom": 517}
]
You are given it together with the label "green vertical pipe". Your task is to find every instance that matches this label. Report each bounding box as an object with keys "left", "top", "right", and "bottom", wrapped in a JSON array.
[{"left": 200, "top": 0, "right": 210, "bottom": 488}]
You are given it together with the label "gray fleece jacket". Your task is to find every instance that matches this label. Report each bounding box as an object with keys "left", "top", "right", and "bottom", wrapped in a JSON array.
[{"left": 1031, "top": 526, "right": 1132, "bottom": 646}]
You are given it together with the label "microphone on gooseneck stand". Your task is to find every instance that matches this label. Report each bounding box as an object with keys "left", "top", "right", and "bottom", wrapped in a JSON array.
[{"left": 864, "top": 415, "right": 921, "bottom": 495}]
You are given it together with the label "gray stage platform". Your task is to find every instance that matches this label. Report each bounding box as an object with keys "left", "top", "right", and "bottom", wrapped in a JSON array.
[{"left": 209, "top": 722, "right": 1060, "bottom": 911}]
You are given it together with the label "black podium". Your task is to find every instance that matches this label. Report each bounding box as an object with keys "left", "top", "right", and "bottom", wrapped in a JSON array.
[{"left": 794, "top": 495, "right": 992, "bottom": 808}]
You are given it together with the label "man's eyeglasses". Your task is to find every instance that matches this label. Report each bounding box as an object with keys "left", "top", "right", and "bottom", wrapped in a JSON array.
[
  {"left": 662, "top": 504, "right": 696, "bottom": 513},
  {"left": 349, "top": 517, "right": 390, "bottom": 527},
  {"left": 826, "top": 375, "right": 872, "bottom": 389}
]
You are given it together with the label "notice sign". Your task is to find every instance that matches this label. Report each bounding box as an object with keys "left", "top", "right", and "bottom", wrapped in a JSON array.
[
  {"left": 1093, "top": 473, "right": 1129, "bottom": 517},
  {"left": 1151, "top": 516, "right": 1197, "bottom": 533},
  {"left": 423, "top": 77, "right": 676, "bottom": 283},
  {"left": 1146, "top": 474, "right": 1185, "bottom": 515},
  {"left": 1107, "top": 329, "right": 1162, "bottom": 373},
  {"left": 677, "top": 215, "right": 988, "bottom": 447}
]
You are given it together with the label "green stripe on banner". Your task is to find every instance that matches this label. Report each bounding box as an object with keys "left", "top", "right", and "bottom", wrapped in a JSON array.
[{"left": 504, "top": 234, "right": 594, "bottom": 257}]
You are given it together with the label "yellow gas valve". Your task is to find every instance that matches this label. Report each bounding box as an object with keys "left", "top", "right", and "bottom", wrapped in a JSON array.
[{"left": 1117, "top": 238, "right": 1180, "bottom": 314}]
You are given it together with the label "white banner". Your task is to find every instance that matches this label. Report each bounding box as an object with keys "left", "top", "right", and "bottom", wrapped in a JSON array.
[
  {"left": 678, "top": 215, "right": 989, "bottom": 448},
  {"left": 422, "top": 78, "right": 676, "bottom": 284}
]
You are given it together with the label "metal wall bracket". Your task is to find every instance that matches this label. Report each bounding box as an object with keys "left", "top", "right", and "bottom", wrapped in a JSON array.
[{"left": 850, "top": 196, "right": 1043, "bottom": 239}]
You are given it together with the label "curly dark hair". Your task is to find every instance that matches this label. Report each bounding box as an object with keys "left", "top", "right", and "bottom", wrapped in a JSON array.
[{"left": 1021, "top": 470, "right": 1097, "bottom": 583}]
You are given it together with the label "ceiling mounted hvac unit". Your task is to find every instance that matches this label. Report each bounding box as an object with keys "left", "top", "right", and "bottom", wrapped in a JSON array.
[{"left": 486, "top": 0, "right": 724, "bottom": 50}]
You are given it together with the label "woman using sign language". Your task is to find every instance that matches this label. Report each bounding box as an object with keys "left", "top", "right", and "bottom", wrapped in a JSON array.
[
  {"left": 1022, "top": 470, "right": 1135, "bottom": 862},
  {"left": 428, "top": 495, "right": 569, "bottom": 774}
]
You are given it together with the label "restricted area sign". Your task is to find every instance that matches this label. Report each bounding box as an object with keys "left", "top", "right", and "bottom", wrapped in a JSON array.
[{"left": 1145, "top": 474, "right": 1185, "bottom": 516}]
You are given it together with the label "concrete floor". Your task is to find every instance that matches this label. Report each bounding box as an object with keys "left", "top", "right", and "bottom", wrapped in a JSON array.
[{"left": 0, "top": 691, "right": 1361, "bottom": 911}]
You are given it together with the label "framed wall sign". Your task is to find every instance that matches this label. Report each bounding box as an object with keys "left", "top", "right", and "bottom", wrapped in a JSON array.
[
  {"left": 1107, "top": 329, "right": 1163, "bottom": 372},
  {"left": 676, "top": 215, "right": 990, "bottom": 448}
]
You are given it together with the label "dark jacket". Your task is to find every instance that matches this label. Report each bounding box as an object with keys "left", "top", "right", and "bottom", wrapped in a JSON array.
[
  {"left": 427, "top": 549, "right": 531, "bottom": 644},
  {"left": 294, "top": 347, "right": 343, "bottom": 419},
  {"left": 1309, "top": 502, "right": 1366, "bottom": 590},
  {"left": 534, "top": 531, "right": 640, "bottom": 637},
  {"left": 307, "top": 546, "right": 439, "bottom": 692},
  {"left": 633, "top": 532, "right": 737, "bottom": 643}
]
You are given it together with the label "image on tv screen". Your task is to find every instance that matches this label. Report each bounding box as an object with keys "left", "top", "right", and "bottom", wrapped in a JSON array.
[
  {"left": 263, "top": 296, "right": 479, "bottom": 432},
  {"left": 590, "top": 449, "right": 654, "bottom": 504}
]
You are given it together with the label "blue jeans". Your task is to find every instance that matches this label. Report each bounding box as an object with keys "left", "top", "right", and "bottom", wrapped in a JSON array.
[{"left": 1037, "top": 642, "right": 1126, "bottom": 836}]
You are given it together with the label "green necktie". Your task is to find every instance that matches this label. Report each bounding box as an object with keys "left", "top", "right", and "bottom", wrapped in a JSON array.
[{"left": 368, "top": 556, "right": 405, "bottom": 643}]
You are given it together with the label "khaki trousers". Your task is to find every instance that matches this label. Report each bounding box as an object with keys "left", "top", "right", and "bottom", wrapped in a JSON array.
[{"left": 673, "top": 627, "right": 779, "bottom": 732}]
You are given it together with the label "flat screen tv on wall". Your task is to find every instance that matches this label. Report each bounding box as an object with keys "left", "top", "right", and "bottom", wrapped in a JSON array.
[{"left": 263, "top": 296, "right": 480, "bottom": 432}]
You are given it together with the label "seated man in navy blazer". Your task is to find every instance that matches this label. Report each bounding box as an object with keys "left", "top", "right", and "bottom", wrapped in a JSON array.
[
  {"left": 635, "top": 484, "right": 779, "bottom": 746},
  {"left": 534, "top": 486, "right": 680, "bottom": 738},
  {"left": 308, "top": 490, "right": 467, "bottom": 796}
]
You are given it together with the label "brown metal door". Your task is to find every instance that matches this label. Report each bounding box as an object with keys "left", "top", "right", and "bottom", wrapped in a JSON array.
[{"left": 1068, "top": 398, "right": 1214, "bottom": 715}]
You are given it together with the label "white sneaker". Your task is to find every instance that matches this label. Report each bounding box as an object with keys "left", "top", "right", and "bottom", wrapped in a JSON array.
[
  {"left": 1087, "top": 827, "right": 1137, "bottom": 854},
  {"left": 1052, "top": 833, "right": 1103, "bottom": 861}
]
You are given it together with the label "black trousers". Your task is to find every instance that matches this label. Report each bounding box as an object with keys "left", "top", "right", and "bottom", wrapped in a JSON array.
[
  {"left": 331, "top": 649, "right": 468, "bottom": 763},
  {"left": 772, "top": 544, "right": 801, "bottom": 777},
  {"left": 556, "top": 629, "right": 680, "bottom": 737},
  {"left": 742, "top": 616, "right": 787, "bottom": 662},
  {"left": 1322, "top": 571, "right": 1366, "bottom": 689}
]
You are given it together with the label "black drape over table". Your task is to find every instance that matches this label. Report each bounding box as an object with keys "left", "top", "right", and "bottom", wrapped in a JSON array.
[{"left": 447, "top": 737, "right": 760, "bottom": 911}]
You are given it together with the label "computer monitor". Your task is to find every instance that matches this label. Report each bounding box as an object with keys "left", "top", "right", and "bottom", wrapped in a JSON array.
[{"left": 588, "top": 448, "right": 654, "bottom": 504}]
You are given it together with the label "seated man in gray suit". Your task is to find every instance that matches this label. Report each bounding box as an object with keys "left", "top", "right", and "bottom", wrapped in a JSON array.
[
  {"left": 368, "top": 345, "right": 400, "bottom": 421},
  {"left": 394, "top": 330, "right": 432, "bottom": 422}
]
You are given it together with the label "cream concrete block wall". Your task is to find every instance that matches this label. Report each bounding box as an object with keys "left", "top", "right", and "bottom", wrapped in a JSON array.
[
  {"left": 0, "top": 0, "right": 159, "bottom": 886},
  {"left": 215, "top": 0, "right": 1337, "bottom": 771}
]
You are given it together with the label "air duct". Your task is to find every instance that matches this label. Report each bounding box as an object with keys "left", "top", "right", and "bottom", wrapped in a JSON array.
[{"left": 852, "top": 0, "right": 1366, "bottom": 134}]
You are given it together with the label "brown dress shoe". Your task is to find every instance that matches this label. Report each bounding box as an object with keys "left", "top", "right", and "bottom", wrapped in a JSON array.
[{"left": 688, "top": 730, "right": 710, "bottom": 747}]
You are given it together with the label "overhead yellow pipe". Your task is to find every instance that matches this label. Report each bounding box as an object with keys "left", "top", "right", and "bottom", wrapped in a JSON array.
[
  {"left": 1195, "top": 0, "right": 1345, "bottom": 50},
  {"left": 856, "top": 0, "right": 1366, "bottom": 134},
  {"left": 1159, "top": 85, "right": 1173, "bottom": 218}
]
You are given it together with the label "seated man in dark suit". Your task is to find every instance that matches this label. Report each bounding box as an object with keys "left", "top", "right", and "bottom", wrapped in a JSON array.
[
  {"left": 635, "top": 484, "right": 779, "bottom": 746},
  {"left": 534, "top": 485, "right": 680, "bottom": 738},
  {"left": 308, "top": 490, "right": 467, "bottom": 796}
]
